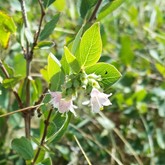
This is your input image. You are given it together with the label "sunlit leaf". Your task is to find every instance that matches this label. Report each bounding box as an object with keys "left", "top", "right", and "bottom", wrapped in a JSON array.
[
  {"left": 86, "top": 62, "right": 121, "bottom": 87},
  {"left": 77, "top": 22, "right": 102, "bottom": 68},
  {"left": 64, "top": 46, "right": 80, "bottom": 73},
  {"left": 0, "top": 11, "right": 16, "bottom": 48},
  {"left": 71, "top": 25, "right": 84, "bottom": 54},
  {"left": 2, "top": 76, "right": 22, "bottom": 88},
  {"left": 47, "top": 53, "right": 61, "bottom": 81}
]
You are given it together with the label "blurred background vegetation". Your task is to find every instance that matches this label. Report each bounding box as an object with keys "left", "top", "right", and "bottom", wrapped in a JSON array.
[{"left": 0, "top": 0, "right": 165, "bottom": 164}]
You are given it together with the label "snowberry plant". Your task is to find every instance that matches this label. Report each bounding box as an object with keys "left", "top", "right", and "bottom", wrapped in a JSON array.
[
  {"left": 0, "top": 0, "right": 122, "bottom": 164},
  {"left": 47, "top": 23, "right": 121, "bottom": 116}
]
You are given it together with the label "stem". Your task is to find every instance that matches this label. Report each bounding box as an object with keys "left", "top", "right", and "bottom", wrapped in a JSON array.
[
  {"left": 32, "top": 108, "right": 53, "bottom": 165},
  {"left": 30, "top": 0, "right": 45, "bottom": 58},
  {"left": 19, "top": 0, "right": 45, "bottom": 139},
  {"left": 19, "top": 0, "right": 32, "bottom": 139},
  {"left": 19, "top": 0, "right": 28, "bottom": 28},
  {"left": 88, "top": 0, "right": 103, "bottom": 22}
]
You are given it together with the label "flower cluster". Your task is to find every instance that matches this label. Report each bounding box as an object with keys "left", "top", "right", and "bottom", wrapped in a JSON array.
[{"left": 49, "top": 71, "right": 112, "bottom": 116}]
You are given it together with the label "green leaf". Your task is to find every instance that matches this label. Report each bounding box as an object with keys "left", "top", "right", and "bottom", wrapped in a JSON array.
[
  {"left": 0, "top": 11, "right": 16, "bottom": 48},
  {"left": 97, "top": 0, "right": 124, "bottom": 20},
  {"left": 39, "top": 13, "right": 60, "bottom": 40},
  {"left": 2, "top": 76, "right": 22, "bottom": 88},
  {"left": 11, "top": 137, "right": 34, "bottom": 160},
  {"left": 156, "top": 128, "right": 165, "bottom": 149},
  {"left": 60, "top": 55, "right": 70, "bottom": 75},
  {"left": 77, "top": 22, "right": 102, "bottom": 68},
  {"left": 37, "top": 158, "right": 52, "bottom": 165},
  {"left": 86, "top": 62, "right": 121, "bottom": 87},
  {"left": 47, "top": 53, "right": 61, "bottom": 81},
  {"left": 46, "top": 113, "right": 71, "bottom": 144},
  {"left": 36, "top": 41, "right": 55, "bottom": 49},
  {"left": 40, "top": 66, "right": 49, "bottom": 82},
  {"left": 64, "top": 46, "right": 80, "bottom": 73},
  {"left": 77, "top": 0, "right": 97, "bottom": 18},
  {"left": 1, "top": 61, "right": 14, "bottom": 77},
  {"left": 0, "top": 11, "right": 16, "bottom": 32},
  {"left": 43, "top": 0, "right": 56, "bottom": 8},
  {"left": 50, "top": 71, "right": 65, "bottom": 91},
  {"left": 71, "top": 25, "right": 84, "bottom": 54},
  {"left": 155, "top": 63, "right": 165, "bottom": 78}
]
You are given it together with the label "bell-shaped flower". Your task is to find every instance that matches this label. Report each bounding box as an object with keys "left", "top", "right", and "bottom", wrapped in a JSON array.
[
  {"left": 49, "top": 91, "right": 62, "bottom": 108},
  {"left": 50, "top": 91, "right": 77, "bottom": 116},
  {"left": 90, "top": 88, "right": 112, "bottom": 113}
]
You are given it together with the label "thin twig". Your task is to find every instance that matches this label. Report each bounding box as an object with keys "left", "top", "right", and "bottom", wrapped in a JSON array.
[
  {"left": 74, "top": 135, "right": 92, "bottom": 165},
  {"left": 88, "top": 0, "right": 103, "bottom": 22},
  {"left": 32, "top": 108, "right": 53, "bottom": 165},
  {"left": 0, "top": 104, "right": 44, "bottom": 118},
  {"left": 19, "top": 0, "right": 31, "bottom": 139},
  {"left": 19, "top": 0, "right": 28, "bottom": 28},
  {"left": 30, "top": 0, "right": 45, "bottom": 59}
]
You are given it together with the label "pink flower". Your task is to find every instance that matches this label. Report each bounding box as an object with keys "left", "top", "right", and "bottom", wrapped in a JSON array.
[
  {"left": 50, "top": 92, "right": 62, "bottom": 108},
  {"left": 90, "top": 88, "right": 112, "bottom": 113},
  {"left": 50, "top": 91, "right": 77, "bottom": 116}
]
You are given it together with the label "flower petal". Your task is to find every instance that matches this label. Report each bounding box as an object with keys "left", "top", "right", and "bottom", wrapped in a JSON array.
[
  {"left": 50, "top": 91, "right": 62, "bottom": 108},
  {"left": 91, "top": 96, "right": 102, "bottom": 113}
]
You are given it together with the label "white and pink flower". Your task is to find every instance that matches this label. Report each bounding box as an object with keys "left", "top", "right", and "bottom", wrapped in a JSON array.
[
  {"left": 50, "top": 91, "right": 77, "bottom": 116},
  {"left": 90, "top": 88, "right": 112, "bottom": 113}
]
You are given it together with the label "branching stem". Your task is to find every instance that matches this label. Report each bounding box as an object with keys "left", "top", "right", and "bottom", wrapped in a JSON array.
[
  {"left": 32, "top": 108, "right": 53, "bottom": 165},
  {"left": 88, "top": 0, "right": 103, "bottom": 22}
]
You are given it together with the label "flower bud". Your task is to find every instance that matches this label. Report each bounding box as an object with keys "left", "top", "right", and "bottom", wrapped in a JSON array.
[{"left": 73, "top": 79, "right": 80, "bottom": 88}]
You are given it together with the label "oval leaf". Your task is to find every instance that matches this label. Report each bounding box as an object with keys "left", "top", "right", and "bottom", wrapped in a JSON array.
[
  {"left": 39, "top": 13, "right": 60, "bottom": 40},
  {"left": 77, "top": 22, "right": 102, "bottom": 68},
  {"left": 11, "top": 137, "right": 34, "bottom": 160},
  {"left": 85, "top": 62, "right": 121, "bottom": 87},
  {"left": 36, "top": 41, "right": 55, "bottom": 50},
  {"left": 64, "top": 46, "right": 80, "bottom": 73},
  {"left": 47, "top": 53, "right": 61, "bottom": 81}
]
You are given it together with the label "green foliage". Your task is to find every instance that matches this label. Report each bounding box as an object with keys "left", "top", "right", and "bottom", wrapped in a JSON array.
[
  {"left": 64, "top": 46, "right": 80, "bottom": 73},
  {"left": 77, "top": 22, "right": 102, "bottom": 68},
  {"left": 47, "top": 113, "right": 72, "bottom": 144},
  {"left": 97, "top": 0, "right": 125, "bottom": 20},
  {"left": 43, "top": 0, "right": 56, "bottom": 9},
  {"left": 86, "top": 62, "right": 121, "bottom": 88},
  {"left": 1, "top": 0, "right": 165, "bottom": 165},
  {"left": 11, "top": 137, "right": 34, "bottom": 160},
  {"left": 77, "top": 0, "right": 97, "bottom": 18},
  {"left": 37, "top": 158, "right": 52, "bottom": 165},
  {"left": 0, "top": 11, "right": 16, "bottom": 48},
  {"left": 47, "top": 53, "right": 61, "bottom": 81},
  {"left": 39, "top": 13, "right": 60, "bottom": 40}
]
